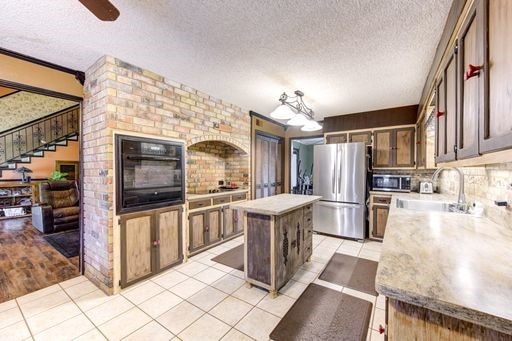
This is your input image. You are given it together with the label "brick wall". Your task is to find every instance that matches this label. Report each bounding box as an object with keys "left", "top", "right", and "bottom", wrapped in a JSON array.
[{"left": 82, "top": 56, "right": 250, "bottom": 292}]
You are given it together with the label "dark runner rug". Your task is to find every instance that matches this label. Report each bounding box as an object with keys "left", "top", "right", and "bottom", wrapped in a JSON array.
[
  {"left": 319, "top": 253, "right": 378, "bottom": 296},
  {"left": 211, "top": 244, "right": 244, "bottom": 271},
  {"left": 43, "top": 229, "right": 80, "bottom": 258},
  {"left": 270, "top": 283, "right": 373, "bottom": 341}
]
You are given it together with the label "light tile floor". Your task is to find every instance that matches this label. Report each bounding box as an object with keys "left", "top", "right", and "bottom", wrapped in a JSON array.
[{"left": 0, "top": 234, "right": 385, "bottom": 341}]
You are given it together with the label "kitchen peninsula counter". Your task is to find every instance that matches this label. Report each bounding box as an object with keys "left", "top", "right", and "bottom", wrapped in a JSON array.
[
  {"left": 376, "top": 192, "right": 512, "bottom": 337},
  {"left": 231, "top": 194, "right": 321, "bottom": 298}
]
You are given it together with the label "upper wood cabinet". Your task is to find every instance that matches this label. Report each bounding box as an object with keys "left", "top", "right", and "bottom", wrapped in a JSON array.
[
  {"left": 326, "top": 133, "right": 347, "bottom": 144},
  {"left": 374, "top": 127, "right": 415, "bottom": 168},
  {"left": 349, "top": 131, "right": 372, "bottom": 145}
]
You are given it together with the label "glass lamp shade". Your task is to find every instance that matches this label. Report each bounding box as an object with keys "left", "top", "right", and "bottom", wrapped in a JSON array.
[
  {"left": 287, "top": 114, "right": 309, "bottom": 126},
  {"left": 269, "top": 104, "right": 296, "bottom": 120},
  {"left": 301, "top": 120, "right": 322, "bottom": 131}
]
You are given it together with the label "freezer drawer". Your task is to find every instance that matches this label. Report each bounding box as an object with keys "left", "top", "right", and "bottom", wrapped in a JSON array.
[{"left": 313, "top": 201, "right": 365, "bottom": 239}]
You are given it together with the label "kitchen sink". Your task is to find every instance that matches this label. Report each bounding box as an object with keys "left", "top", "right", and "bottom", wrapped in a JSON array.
[{"left": 395, "top": 198, "right": 470, "bottom": 214}]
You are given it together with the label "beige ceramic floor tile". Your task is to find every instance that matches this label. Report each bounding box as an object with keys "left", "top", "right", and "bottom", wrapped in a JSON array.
[
  {"left": 235, "top": 307, "right": 280, "bottom": 341},
  {"left": 363, "top": 241, "right": 383, "bottom": 251},
  {"left": 156, "top": 301, "right": 204, "bottom": 335},
  {"left": 33, "top": 313, "right": 94, "bottom": 341},
  {"left": 212, "top": 274, "right": 245, "bottom": 294},
  {"left": 194, "top": 267, "right": 226, "bottom": 285},
  {"left": 256, "top": 294, "right": 295, "bottom": 317},
  {"left": 369, "top": 328, "right": 385, "bottom": 341},
  {"left": 231, "top": 285, "right": 267, "bottom": 305},
  {"left": 16, "top": 285, "right": 61, "bottom": 306},
  {"left": 121, "top": 281, "right": 165, "bottom": 305},
  {"left": 376, "top": 295, "right": 386, "bottom": 310},
  {"left": 138, "top": 290, "right": 183, "bottom": 318},
  {"left": 73, "top": 289, "right": 115, "bottom": 312},
  {"left": 372, "top": 308, "right": 386, "bottom": 331},
  {"left": 358, "top": 249, "right": 381, "bottom": 262},
  {"left": 229, "top": 269, "right": 245, "bottom": 279},
  {"left": 188, "top": 286, "right": 227, "bottom": 311},
  {"left": 221, "top": 328, "right": 255, "bottom": 341},
  {"left": 151, "top": 270, "right": 189, "bottom": 289},
  {"left": 313, "top": 278, "right": 343, "bottom": 292},
  {"left": 343, "top": 287, "right": 377, "bottom": 304},
  {"left": 176, "top": 261, "right": 209, "bottom": 276},
  {"left": 212, "top": 262, "right": 237, "bottom": 273},
  {"left": 0, "top": 299, "right": 17, "bottom": 313},
  {"left": 169, "top": 278, "right": 207, "bottom": 299},
  {"left": 64, "top": 280, "right": 99, "bottom": 299},
  {"left": 98, "top": 307, "right": 151, "bottom": 340},
  {"left": 0, "top": 320, "right": 31, "bottom": 340},
  {"left": 26, "top": 301, "right": 82, "bottom": 335},
  {"left": 73, "top": 328, "right": 107, "bottom": 341},
  {"left": 291, "top": 269, "right": 317, "bottom": 284},
  {"left": 209, "top": 296, "right": 252, "bottom": 326},
  {"left": 278, "top": 280, "right": 307, "bottom": 299},
  {"left": 178, "top": 314, "right": 231, "bottom": 341},
  {"left": 19, "top": 289, "right": 71, "bottom": 318},
  {"left": 207, "top": 245, "right": 231, "bottom": 255},
  {"left": 122, "top": 321, "right": 174, "bottom": 341},
  {"left": 336, "top": 245, "right": 361, "bottom": 256},
  {"left": 85, "top": 295, "right": 134, "bottom": 326},
  {"left": 0, "top": 306, "right": 24, "bottom": 330},
  {"left": 300, "top": 260, "right": 326, "bottom": 273},
  {"left": 59, "top": 276, "right": 88, "bottom": 289}
]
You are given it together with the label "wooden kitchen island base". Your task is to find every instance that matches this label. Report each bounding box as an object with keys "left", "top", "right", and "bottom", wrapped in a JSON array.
[{"left": 231, "top": 194, "right": 321, "bottom": 298}]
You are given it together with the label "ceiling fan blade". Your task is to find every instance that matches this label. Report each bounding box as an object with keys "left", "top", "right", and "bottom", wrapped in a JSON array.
[{"left": 78, "top": 0, "right": 120, "bottom": 21}]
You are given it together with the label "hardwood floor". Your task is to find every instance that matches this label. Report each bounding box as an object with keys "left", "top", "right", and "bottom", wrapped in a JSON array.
[{"left": 0, "top": 218, "right": 79, "bottom": 303}]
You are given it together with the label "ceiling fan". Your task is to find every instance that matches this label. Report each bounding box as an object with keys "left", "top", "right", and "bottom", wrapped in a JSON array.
[{"left": 78, "top": 0, "right": 120, "bottom": 21}]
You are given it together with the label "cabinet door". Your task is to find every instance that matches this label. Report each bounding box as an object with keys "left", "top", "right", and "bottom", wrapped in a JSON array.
[
  {"left": 121, "top": 213, "right": 154, "bottom": 287},
  {"left": 326, "top": 133, "right": 347, "bottom": 144},
  {"left": 457, "top": 1, "right": 483, "bottom": 159},
  {"left": 156, "top": 207, "right": 182, "bottom": 271},
  {"left": 189, "top": 211, "right": 207, "bottom": 253},
  {"left": 269, "top": 140, "right": 277, "bottom": 196},
  {"left": 373, "top": 130, "right": 393, "bottom": 167},
  {"left": 207, "top": 207, "right": 222, "bottom": 244},
  {"left": 480, "top": 0, "right": 512, "bottom": 152},
  {"left": 255, "top": 137, "right": 263, "bottom": 199},
  {"left": 233, "top": 208, "right": 244, "bottom": 234},
  {"left": 223, "top": 206, "right": 234, "bottom": 238},
  {"left": 349, "top": 131, "right": 372, "bottom": 146},
  {"left": 435, "top": 74, "right": 447, "bottom": 162},
  {"left": 445, "top": 52, "right": 458, "bottom": 161},
  {"left": 372, "top": 205, "right": 389, "bottom": 239},
  {"left": 276, "top": 140, "right": 283, "bottom": 194},
  {"left": 416, "top": 122, "right": 425, "bottom": 168},
  {"left": 395, "top": 127, "right": 415, "bottom": 167}
]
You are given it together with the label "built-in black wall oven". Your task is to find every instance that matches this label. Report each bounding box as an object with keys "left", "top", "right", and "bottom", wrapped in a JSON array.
[{"left": 116, "top": 135, "right": 185, "bottom": 213}]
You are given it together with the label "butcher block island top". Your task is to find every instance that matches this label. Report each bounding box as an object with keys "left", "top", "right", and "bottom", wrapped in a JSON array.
[
  {"left": 230, "top": 194, "right": 321, "bottom": 215},
  {"left": 233, "top": 194, "right": 321, "bottom": 298}
]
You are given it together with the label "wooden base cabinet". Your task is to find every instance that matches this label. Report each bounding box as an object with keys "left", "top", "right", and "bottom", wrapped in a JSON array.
[
  {"left": 223, "top": 207, "right": 243, "bottom": 239},
  {"left": 369, "top": 194, "right": 391, "bottom": 240},
  {"left": 120, "top": 206, "right": 183, "bottom": 288}
]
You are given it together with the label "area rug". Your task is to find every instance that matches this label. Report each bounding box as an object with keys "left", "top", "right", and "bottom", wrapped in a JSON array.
[
  {"left": 211, "top": 244, "right": 244, "bottom": 271},
  {"left": 43, "top": 229, "right": 80, "bottom": 258},
  {"left": 270, "top": 283, "right": 373, "bottom": 341},
  {"left": 318, "top": 253, "right": 378, "bottom": 296}
]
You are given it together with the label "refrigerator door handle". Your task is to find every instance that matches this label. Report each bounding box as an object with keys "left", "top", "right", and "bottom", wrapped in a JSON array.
[
  {"left": 332, "top": 156, "right": 336, "bottom": 194},
  {"left": 317, "top": 201, "right": 362, "bottom": 209}
]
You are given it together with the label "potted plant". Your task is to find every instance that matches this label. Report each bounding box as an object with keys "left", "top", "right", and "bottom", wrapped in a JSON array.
[{"left": 48, "top": 170, "right": 68, "bottom": 181}]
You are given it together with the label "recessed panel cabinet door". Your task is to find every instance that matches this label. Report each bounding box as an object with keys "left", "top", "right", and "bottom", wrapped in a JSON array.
[
  {"left": 223, "top": 206, "right": 234, "bottom": 238},
  {"left": 208, "top": 208, "right": 222, "bottom": 244},
  {"left": 372, "top": 205, "right": 389, "bottom": 239},
  {"left": 374, "top": 130, "right": 393, "bottom": 167},
  {"left": 189, "top": 211, "right": 206, "bottom": 253},
  {"left": 349, "top": 131, "right": 372, "bottom": 145},
  {"left": 435, "top": 73, "right": 447, "bottom": 161},
  {"left": 121, "top": 214, "right": 153, "bottom": 287},
  {"left": 326, "top": 133, "right": 348, "bottom": 144},
  {"left": 395, "top": 128, "right": 415, "bottom": 167},
  {"left": 444, "top": 53, "right": 458, "bottom": 161},
  {"left": 480, "top": 0, "right": 512, "bottom": 152},
  {"left": 156, "top": 207, "right": 182, "bottom": 271}
]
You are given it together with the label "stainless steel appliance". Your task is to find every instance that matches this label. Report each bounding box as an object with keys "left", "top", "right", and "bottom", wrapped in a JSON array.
[
  {"left": 313, "top": 143, "right": 367, "bottom": 239},
  {"left": 372, "top": 175, "right": 411, "bottom": 192},
  {"left": 116, "top": 135, "right": 185, "bottom": 213}
]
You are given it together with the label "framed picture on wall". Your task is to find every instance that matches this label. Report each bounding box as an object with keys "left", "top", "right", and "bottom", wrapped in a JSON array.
[{"left": 55, "top": 160, "right": 79, "bottom": 180}]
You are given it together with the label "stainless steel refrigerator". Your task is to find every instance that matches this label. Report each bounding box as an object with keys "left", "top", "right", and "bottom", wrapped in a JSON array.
[{"left": 313, "top": 142, "right": 367, "bottom": 239}]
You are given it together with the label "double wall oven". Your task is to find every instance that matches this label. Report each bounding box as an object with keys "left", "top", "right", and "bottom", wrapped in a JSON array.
[{"left": 116, "top": 135, "right": 185, "bottom": 213}]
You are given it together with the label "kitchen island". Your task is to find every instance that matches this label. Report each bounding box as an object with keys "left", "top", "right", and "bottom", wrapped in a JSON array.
[
  {"left": 231, "top": 194, "right": 321, "bottom": 298},
  {"left": 376, "top": 193, "right": 512, "bottom": 339}
]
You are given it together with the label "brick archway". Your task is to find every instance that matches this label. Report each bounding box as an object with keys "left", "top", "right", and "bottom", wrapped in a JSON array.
[{"left": 187, "top": 135, "right": 249, "bottom": 154}]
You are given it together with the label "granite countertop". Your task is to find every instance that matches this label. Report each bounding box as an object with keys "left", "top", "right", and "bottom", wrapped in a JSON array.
[
  {"left": 376, "top": 192, "right": 512, "bottom": 334},
  {"left": 230, "top": 194, "right": 321, "bottom": 215},
  {"left": 187, "top": 189, "right": 249, "bottom": 200}
]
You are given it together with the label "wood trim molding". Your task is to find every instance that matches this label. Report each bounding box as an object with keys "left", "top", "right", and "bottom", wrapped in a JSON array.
[
  {"left": 439, "top": 149, "right": 512, "bottom": 167},
  {"left": 0, "top": 79, "right": 83, "bottom": 102},
  {"left": 249, "top": 110, "right": 288, "bottom": 129}
]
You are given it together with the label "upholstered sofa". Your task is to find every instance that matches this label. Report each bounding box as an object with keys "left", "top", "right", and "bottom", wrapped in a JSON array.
[{"left": 32, "top": 180, "right": 80, "bottom": 234}]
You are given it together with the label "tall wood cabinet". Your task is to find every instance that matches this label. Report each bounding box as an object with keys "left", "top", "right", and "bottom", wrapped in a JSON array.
[
  {"left": 374, "top": 127, "right": 415, "bottom": 168},
  {"left": 326, "top": 133, "right": 348, "bottom": 144},
  {"left": 255, "top": 134, "right": 283, "bottom": 199},
  {"left": 120, "top": 206, "right": 183, "bottom": 288}
]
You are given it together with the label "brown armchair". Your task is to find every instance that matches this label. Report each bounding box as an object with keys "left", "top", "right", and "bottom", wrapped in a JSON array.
[{"left": 32, "top": 180, "right": 80, "bottom": 234}]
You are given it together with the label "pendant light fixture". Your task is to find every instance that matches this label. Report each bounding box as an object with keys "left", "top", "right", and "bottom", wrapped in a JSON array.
[{"left": 268, "top": 90, "right": 322, "bottom": 131}]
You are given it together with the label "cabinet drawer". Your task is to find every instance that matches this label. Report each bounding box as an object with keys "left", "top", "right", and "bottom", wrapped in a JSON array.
[
  {"left": 373, "top": 196, "right": 391, "bottom": 205},
  {"left": 231, "top": 193, "right": 247, "bottom": 202},
  {"left": 213, "top": 196, "right": 230, "bottom": 205},
  {"left": 189, "top": 199, "right": 211, "bottom": 210},
  {"left": 304, "top": 204, "right": 313, "bottom": 214}
]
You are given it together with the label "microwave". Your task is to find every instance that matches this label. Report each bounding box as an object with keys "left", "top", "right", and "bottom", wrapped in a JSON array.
[{"left": 372, "top": 175, "right": 411, "bottom": 192}]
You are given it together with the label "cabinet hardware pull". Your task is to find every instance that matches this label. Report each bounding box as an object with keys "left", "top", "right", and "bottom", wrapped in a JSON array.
[
  {"left": 436, "top": 111, "right": 444, "bottom": 118},
  {"left": 465, "top": 64, "right": 482, "bottom": 80}
]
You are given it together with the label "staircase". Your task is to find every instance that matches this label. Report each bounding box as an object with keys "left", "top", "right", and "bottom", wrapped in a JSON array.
[{"left": 0, "top": 105, "right": 80, "bottom": 176}]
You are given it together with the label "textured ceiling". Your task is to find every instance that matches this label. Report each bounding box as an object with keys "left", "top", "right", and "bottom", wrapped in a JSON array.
[
  {"left": 1, "top": 0, "right": 452, "bottom": 119},
  {"left": 0, "top": 92, "right": 77, "bottom": 132}
]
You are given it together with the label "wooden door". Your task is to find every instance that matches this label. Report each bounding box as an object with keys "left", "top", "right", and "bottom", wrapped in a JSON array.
[
  {"left": 207, "top": 207, "right": 222, "bottom": 244},
  {"left": 155, "top": 207, "right": 182, "bottom": 271},
  {"left": 480, "top": 0, "right": 512, "bottom": 153},
  {"left": 395, "top": 127, "right": 415, "bottom": 167},
  {"left": 372, "top": 205, "right": 389, "bottom": 238},
  {"left": 189, "top": 211, "right": 207, "bottom": 252},
  {"left": 121, "top": 213, "right": 154, "bottom": 287},
  {"left": 373, "top": 130, "right": 393, "bottom": 167},
  {"left": 326, "top": 133, "right": 347, "bottom": 144},
  {"left": 349, "top": 131, "right": 372, "bottom": 145},
  {"left": 457, "top": 1, "right": 483, "bottom": 159}
]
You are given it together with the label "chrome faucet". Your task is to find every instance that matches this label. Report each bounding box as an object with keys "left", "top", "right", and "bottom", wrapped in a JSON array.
[{"left": 431, "top": 167, "right": 466, "bottom": 205}]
